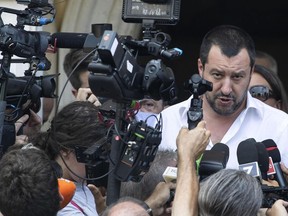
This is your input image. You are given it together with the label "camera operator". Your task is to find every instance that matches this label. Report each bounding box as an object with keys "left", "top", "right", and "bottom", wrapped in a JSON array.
[
  {"left": 1, "top": 109, "right": 42, "bottom": 157},
  {"left": 63, "top": 48, "right": 102, "bottom": 106},
  {"left": 31, "top": 101, "right": 109, "bottom": 216}
]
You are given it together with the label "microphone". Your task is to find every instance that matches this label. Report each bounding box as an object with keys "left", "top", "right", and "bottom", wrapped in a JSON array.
[
  {"left": 50, "top": 33, "right": 89, "bottom": 49},
  {"left": 198, "top": 143, "right": 229, "bottom": 181},
  {"left": 49, "top": 32, "right": 101, "bottom": 52},
  {"left": 58, "top": 178, "right": 76, "bottom": 210},
  {"left": 162, "top": 166, "right": 177, "bottom": 183},
  {"left": 262, "top": 139, "right": 288, "bottom": 187},
  {"left": 237, "top": 138, "right": 261, "bottom": 181},
  {"left": 255, "top": 142, "right": 269, "bottom": 180}
]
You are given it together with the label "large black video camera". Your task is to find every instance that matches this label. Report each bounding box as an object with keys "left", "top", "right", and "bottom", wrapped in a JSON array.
[
  {"left": 88, "top": 0, "right": 181, "bottom": 103},
  {"left": 0, "top": 0, "right": 57, "bottom": 122},
  {"left": 0, "top": 0, "right": 57, "bottom": 157}
]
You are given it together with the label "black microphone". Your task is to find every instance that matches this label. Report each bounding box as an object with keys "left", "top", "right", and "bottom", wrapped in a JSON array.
[
  {"left": 50, "top": 32, "right": 88, "bottom": 48},
  {"left": 262, "top": 139, "right": 288, "bottom": 187},
  {"left": 49, "top": 32, "right": 100, "bottom": 50},
  {"left": 198, "top": 143, "right": 229, "bottom": 181},
  {"left": 237, "top": 138, "right": 261, "bottom": 181},
  {"left": 255, "top": 142, "right": 269, "bottom": 180}
]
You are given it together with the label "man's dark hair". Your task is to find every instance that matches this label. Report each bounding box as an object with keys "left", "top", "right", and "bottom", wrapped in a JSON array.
[
  {"left": 63, "top": 49, "right": 94, "bottom": 90},
  {"left": 32, "top": 101, "right": 108, "bottom": 160},
  {"left": 0, "top": 147, "right": 60, "bottom": 216},
  {"left": 200, "top": 25, "right": 256, "bottom": 68},
  {"left": 255, "top": 50, "right": 278, "bottom": 73}
]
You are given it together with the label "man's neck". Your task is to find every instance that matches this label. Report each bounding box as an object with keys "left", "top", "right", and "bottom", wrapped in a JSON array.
[{"left": 202, "top": 98, "right": 247, "bottom": 144}]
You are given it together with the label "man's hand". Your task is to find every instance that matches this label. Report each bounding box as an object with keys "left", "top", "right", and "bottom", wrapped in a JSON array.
[
  {"left": 15, "top": 114, "right": 29, "bottom": 145},
  {"left": 15, "top": 110, "right": 42, "bottom": 145},
  {"left": 176, "top": 121, "right": 211, "bottom": 161},
  {"left": 266, "top": 199, "right": 288, "bottom": 216},
  {"left": 145, "top": 181, "right": 176, "bottom": 216},
  {"left": 87, "top": 184, "right": 106, "bottom": 214},
  {"left": 76, "top": 88, "right": 101, "bottom": 107}
]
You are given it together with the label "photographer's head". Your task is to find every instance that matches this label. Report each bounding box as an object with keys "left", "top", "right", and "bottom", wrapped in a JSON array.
[
  {"left": 0, "top": 145, "right": 61, "bottom": 216},
  {"left": 32, "top": 101, "right": 108, "bottom": 182},
  {"left": 198, "top": 169, "right": 263, "bottom": 216},
  {"left": 63, "top": 49, "right": 93, "bottom": 97}
]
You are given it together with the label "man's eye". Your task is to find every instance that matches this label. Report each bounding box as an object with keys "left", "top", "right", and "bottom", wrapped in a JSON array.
[
  {"left": 146, "top": 103, "right": 154, "bottom": 107},
  {"left": 212, "top": 73, "right": 222, "bottom": 79},
  {"left": 232, "top": 75, "right": 243, "bottom": 80}
]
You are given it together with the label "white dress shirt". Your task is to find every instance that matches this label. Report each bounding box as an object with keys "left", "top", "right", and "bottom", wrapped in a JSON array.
[{"left": 159, "top": 92, "right": 288, "bottom": 169}]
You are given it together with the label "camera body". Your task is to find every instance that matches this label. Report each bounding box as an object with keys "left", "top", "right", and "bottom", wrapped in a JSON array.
[{"left": 114, "top": 120, "right": 162, "bottom": 182}]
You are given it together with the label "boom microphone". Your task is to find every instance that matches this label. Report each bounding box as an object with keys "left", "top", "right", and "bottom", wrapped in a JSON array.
[
  {"left": 58, "top": 178, "right": 76, "bottom": 210},
  {"left": 262, "top": 139, "right": 288, "bottom": 187}
]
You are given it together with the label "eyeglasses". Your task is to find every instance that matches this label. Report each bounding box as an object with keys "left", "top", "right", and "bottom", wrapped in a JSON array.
[{"left": 249, "top": 85, "right": 275, "bottom": 102}]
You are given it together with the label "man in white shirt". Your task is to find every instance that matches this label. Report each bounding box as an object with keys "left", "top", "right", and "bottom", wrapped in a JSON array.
[{"left": 159, "top": 25, "right": 288, "bottom": 169}]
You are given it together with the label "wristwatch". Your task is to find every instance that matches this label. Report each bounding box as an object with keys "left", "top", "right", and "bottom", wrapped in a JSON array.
[{"left": 143, "top": 202, "right": 153, "bottom": 216}]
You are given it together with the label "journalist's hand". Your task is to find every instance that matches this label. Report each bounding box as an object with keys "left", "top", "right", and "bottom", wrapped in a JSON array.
[
  {"left": 145, "top": 181, "right": 176, "bottom": 216},
  {"left": 76, "top": 88, "right": 101, "bottom": 107},
  {"left": 176, "top": 121, "right": 210, "bottom": 161}
]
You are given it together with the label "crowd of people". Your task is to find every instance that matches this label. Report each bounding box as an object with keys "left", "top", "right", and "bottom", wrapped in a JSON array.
[{"left": 1, "top": 23, "right": 288, "bottom": 216}]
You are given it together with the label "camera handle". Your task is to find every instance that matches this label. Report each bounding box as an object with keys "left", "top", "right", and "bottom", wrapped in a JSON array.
[
  {"left": 185, "top": 74, "right": 213, "bottom": 130},
  {"left": 187, "top": 96, "right": 203, "bottom": 130},
  {"left": 0, "top": 52, "right": 14, "bottom": 157},
  {"left": 106, "top": 102, "right": 128, "bottom": 205}
]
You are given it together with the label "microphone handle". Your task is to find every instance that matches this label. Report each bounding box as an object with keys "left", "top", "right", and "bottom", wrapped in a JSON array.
[{"left": 274, "top": 163, "right": 288, "bottom": 187}]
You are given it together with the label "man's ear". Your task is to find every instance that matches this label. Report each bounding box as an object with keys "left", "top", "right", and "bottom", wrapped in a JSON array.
[
  {"left": 60, "top": 150, "right": 70, "bottom": 158},
  {"left": 275, "top": 100, "right": 282, "bottom": 110},
  {"left": 71, "top": 89, "right": 78, "bottom": 98},
  {"left": 198, "top": 58, "right": 204, "bottom": 77}
]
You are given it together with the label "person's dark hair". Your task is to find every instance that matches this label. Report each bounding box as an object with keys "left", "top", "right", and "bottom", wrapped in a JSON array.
[
  {"left": 101, "top": 196, "right": 150, "bottom": 216},
  {"left": 63, "top": 49, "right": 94, "bottom": 90},
  {"left": 253, "top": 64, "right": 288, "bottom": 113},
  {"left": 255, "top": 50, "right": 278, "bottom": 74},
  {"left": 200, "top": 25, "right": 256, "bottom": 68},
  {"left": 198, "top": 169, "right": 263, "bottom": 216},
  {"left": 32, "top": 101, "right": 108, "bottom": 160},
  {"left": 0, "top": 147, "right": 60, "bottom": 216}
]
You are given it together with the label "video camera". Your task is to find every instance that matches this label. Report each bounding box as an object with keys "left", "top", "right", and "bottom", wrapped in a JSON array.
[
  {"left": 0, "top": 0, "right": 57, "bottom": 123},
  {"left": 88, "top": 0, "right": 181, "bottom": 103},
  {"left": 0, "top": 0, "right": 182, "bottom": 192}
]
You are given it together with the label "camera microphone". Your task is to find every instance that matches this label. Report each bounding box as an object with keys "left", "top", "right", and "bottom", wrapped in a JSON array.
[
  {"left": 49, "top": 32, "right": 102, "bottom": 52},
  {"left": 50, "top": 32, "right": 89, "bottom": 49}
]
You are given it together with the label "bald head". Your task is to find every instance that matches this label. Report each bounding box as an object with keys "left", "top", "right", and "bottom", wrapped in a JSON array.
[
  {"left": 102, "top": 197, "right": 150, "bottom": 216},
  {"left": 109, "top": 201, "right": 149, "bottom": 216}
]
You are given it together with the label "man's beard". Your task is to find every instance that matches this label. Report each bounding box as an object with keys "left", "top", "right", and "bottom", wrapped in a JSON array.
[{"left": 205, "top": 92, "right": 246, "bottom": 116}]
